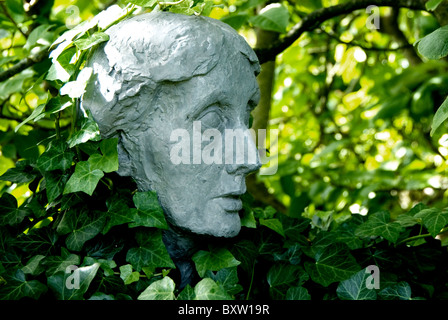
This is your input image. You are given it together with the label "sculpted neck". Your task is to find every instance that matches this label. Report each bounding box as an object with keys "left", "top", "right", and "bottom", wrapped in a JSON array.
[{"left": 162, "top": 226, "right": 199, "bottom": 289}]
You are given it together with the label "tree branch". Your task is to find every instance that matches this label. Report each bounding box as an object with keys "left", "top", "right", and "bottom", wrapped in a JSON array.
[
  {"left": 254, "top": 0, "right": 428, "bottom": 64},
  {"left": 0, "top": 49, "right": 48, "bottom": 83}
]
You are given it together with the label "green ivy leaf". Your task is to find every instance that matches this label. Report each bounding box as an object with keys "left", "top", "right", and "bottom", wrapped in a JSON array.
[
  {"left": 414, "top": 207, "right": 448, "bottom": 237},
  {"left": 43, "top": 251, "right": 81, "bottom": 278},
  {"left": 285, "top": 286, "right": 311, "bottom": 300},
  {"left": 74, "top": 32, "right": 109, "bottom": 51},
  {"left": 0, "top": 269, "right": 47, "bottom": 300},
  {"left": 305, "top": 243, "right": 360, "bottom": 287},
  {"left": 336, "top": 269, "right": 377, "bottom": 300},
  {"left": 119, "top": 264, "right": 140, "bottom": 285},
  {"left": 21, "top": 255, "right": 46, "bottom": 276},
  {"left": 138, "top": 276, "right": 176, "bottom": 300},
  {"left": 56, "top": 210, "right": 106, "bottom": 251},
  {"left": 378, "top": 282, "right": 413, "bottom": 300},
  {"left": 126, "top": 229, "right": 175, "bottom": 271},
  {"left": 249, "top": 3, "right": 290, "bottom": 33},
  {"left": 44, "top": 171, "right": 70, "bottom": 203},
  {"left": 63, "top": 161, "right": 104, "bottom": 196},
  {"left": 355, "top": 211, "right": 404, "bottom": 243},
  {"left": 129, "top": 191, "right": 168, "bottom": 229},
  {"left": 37, "top": 140, "right": 74, "bottom": 172},
  {"left": 103, "top": 196, "right": 136, "bottom": 234},
  {"left": 416, "top": 25, "right": 448, "bottom": 60},
  {"left": 178, "top": 284, "right": 196, "bottom": 300},
  {"left": 194, "top": 278, "right": 232, "bottom": 300},
  {"left": 14, "top": 103, "right": 46, "bottom": 132},
  {"left": 267, "top": 263, "right": 305, "bottom": 287},
  {"left": 87, "top": 138, "right": 119, "bottom": 173},
  {"left": 0, "top": 160, "right": 39, "bottom": 183},
  {"left": 47, "top": 263, "right": 100, "bottom": 300},
  {"left": 192, "top": 247, "right": 241, "bottom": 277},
  {"left": 67, "top": 111, "right": 101, "bottom": 148},
  {"left": 259, "top": 218, "right": 285, "bottom": 237},
  {"left": 0, "top": 192, "right": 29, "bottom": 226},
  {"left": 206, "top": 267, "right": 242, "bottom": 296},
  {"left": 430, "top": 96, "right": 448, "bottom": 136}
]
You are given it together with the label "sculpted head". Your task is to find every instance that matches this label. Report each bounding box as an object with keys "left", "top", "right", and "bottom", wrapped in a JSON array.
[{"left": 81, "top": 12, "right": 261, "bottom": 238}]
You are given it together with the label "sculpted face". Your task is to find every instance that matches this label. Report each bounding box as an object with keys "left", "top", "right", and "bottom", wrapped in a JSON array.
[
  {"left": 142, "top": 51, "right": 261, "bottom": 238},
  {"left": 82, "top": 12, "right": 261, "bottom": 238}
]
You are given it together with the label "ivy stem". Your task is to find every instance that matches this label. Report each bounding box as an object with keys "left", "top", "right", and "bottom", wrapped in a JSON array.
[
  {"left": 54, "top": 113, "right": 61, "bottom": 140},
  {"left": 245, "top": 261, "right": 256, "bottom": 300},
  {"left": 397, "top": 226, "right": 448, "bottom": 245}
]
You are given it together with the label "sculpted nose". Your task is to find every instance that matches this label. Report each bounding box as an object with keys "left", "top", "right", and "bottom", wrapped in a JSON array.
[{"left": 225, "top": 129, "right": 262, "bottom": 175}]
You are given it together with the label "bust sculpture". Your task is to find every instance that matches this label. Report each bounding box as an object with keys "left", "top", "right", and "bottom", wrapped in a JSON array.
[{"left": 81, "top": 11, "right": 261, "bottom": 287}]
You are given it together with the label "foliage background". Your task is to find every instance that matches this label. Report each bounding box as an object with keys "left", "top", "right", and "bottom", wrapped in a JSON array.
[{"left": 1, "top": 0, "right": 448, "bottom": 300}]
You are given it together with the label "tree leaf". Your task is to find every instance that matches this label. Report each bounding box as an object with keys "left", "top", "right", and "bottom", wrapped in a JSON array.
[
  {"left": 431, "top": 96, "right": 448, "bottom": 136},
  {"left": 138, "top": 276, "right": 176, "bottom": 300},
  {"left": 63, "top": 161, "right": 104, "bottom": 196},
  {"left": 286, "top": 286, "right": 311, "bottom": 300},
  {"left": 129, "top": 191, "right": 168, "bottom": 229},
  {"left": 417, "top": 25, "right": 448, "bottom": 60},
  {"left": 425, "top": 0, "right": 444, "bottom": 10},
  {"left": 355, "top": 211, "right": 404, "bottom": 243},
  {"left": 126, "top": 229, "right": 175, "bottom": 271},
  {"left": 193, "top": 278, "right": 232, "bottom": 300},
  {"left": 305, "top": 243, "right": 360, "bottom": 287},
  {"left": 192, "top": 247, "right": 241, "bottom": 277},
  {"left": 47, "top": 263, "right": 100, "bottom": 300},
  {"left": 74, "top": 32, "right": 109, "bottom": 51},
  {"left": 14, "top": 103, "right": 46, "bottom": 132},
  {"left": 414, "top": 207, "right": 448, "bottom": 237},
  {"left": 249, "top": 3, "right": 289, "bottom": 33},
  {"left": 0, "top": 269, "right": 47, "bottom": 300},
  {"left": 336, "top": 269, "right": 377, "bottom": 300}
]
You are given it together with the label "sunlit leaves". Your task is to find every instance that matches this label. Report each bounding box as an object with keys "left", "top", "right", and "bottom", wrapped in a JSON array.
[
  {"left": 416, "top": 25, "right": 448, "bottom": 60},
  {"left": 67, "top": 112, "right": 101, "bottom": 148},
  {"left": 249, "top": 3, "right": 289, "bottom": 33},
  {"left": 431, "top": 96, "right": 448, "bottom": 136},
  {"left": 47, "top": 263, "right": 100, "bottom": 300},
  {"left": 193, "top": 278, "right": 232, "bottom": 300},
  {"left": 137, "top": 276, "right": 175, "bottom": 300}
]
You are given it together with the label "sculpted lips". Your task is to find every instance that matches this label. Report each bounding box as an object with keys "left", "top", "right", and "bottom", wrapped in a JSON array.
[{"left": 214, "top": 192, "right": 244, "bottom": 212}]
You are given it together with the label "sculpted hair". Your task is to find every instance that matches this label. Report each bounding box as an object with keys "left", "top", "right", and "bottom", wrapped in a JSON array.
[{"left": 81, "top": 11, "right": 260, "bottom": 177}]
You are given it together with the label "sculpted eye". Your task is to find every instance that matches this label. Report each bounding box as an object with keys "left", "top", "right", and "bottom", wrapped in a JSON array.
[{"left": 197, "top": 106, "right": 225, "bottom": 131}]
